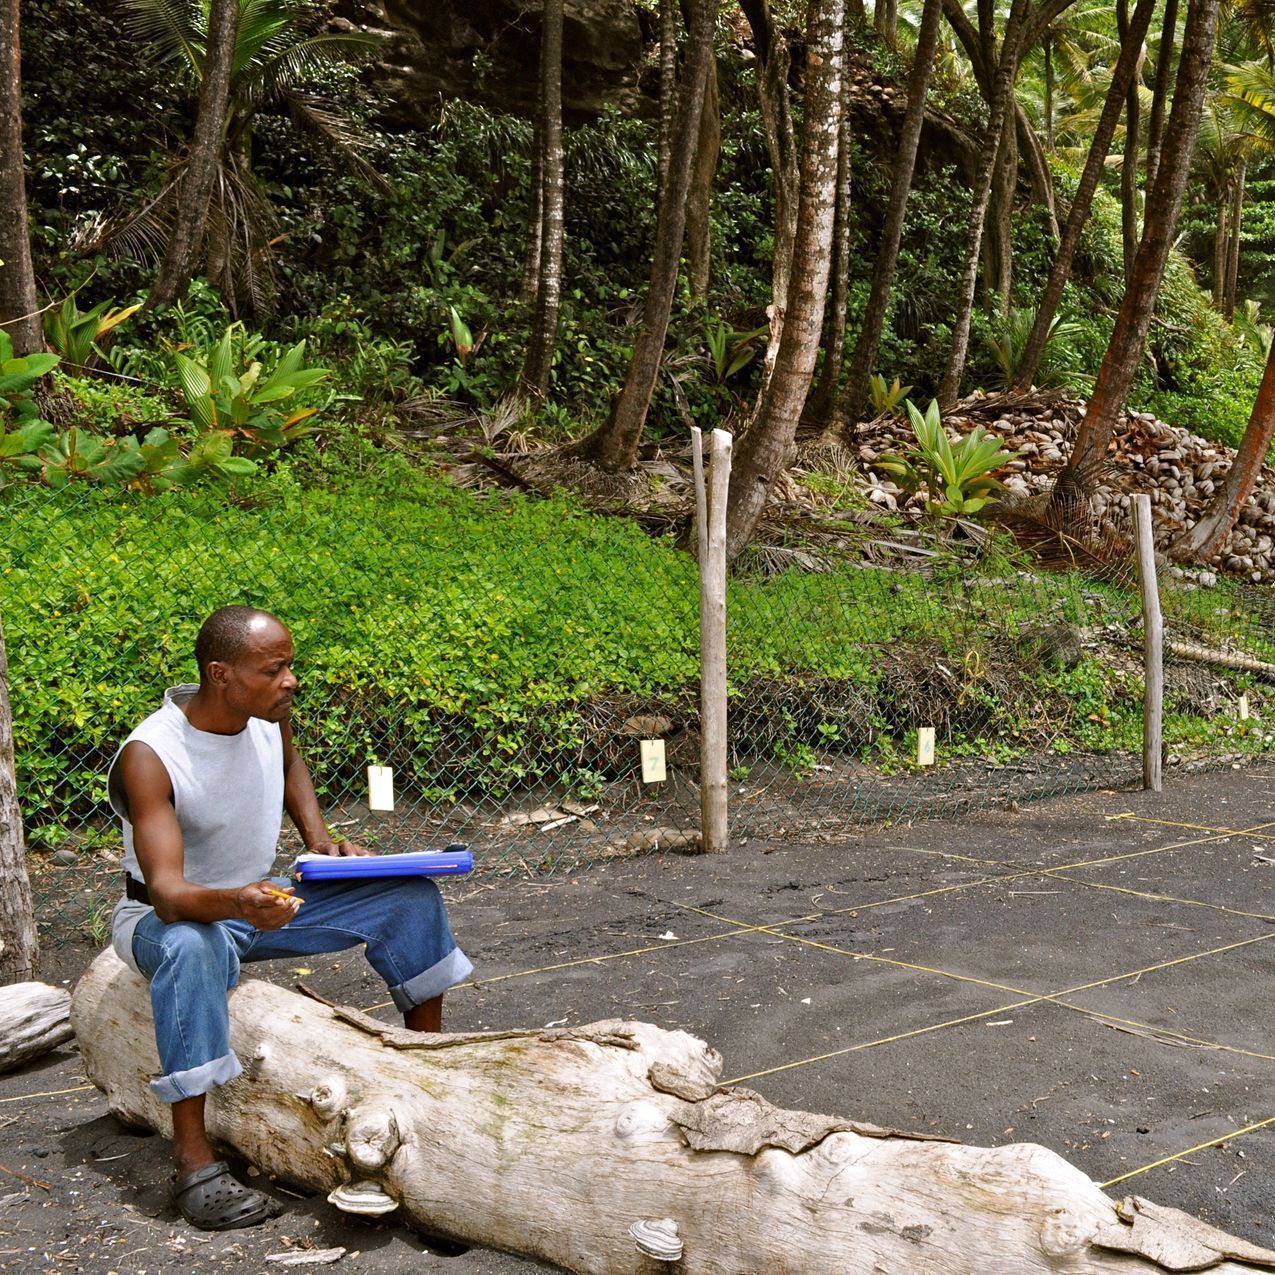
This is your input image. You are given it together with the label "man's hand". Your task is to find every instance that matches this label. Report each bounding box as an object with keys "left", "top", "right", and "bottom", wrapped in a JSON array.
[
  {"left": 308, "top": 837, "right": 375, "bottom": 858},
  {"left": 237, "top": 882, "right": 301, "bottom": 930}
]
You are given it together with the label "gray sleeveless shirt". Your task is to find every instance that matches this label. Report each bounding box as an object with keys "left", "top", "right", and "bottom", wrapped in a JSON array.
[{"left": 107, "top": 684, "right": 285, "bottom": 971}]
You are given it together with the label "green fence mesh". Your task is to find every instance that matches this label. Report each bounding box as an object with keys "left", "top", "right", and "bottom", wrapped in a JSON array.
[{"left": 4, "top": 475, "right": 1270, "bottom": 943}]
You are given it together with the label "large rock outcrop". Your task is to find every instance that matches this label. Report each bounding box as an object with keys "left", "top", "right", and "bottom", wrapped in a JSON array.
[{"left": 337, "top": 0, "right": 644, "bottom": 124}]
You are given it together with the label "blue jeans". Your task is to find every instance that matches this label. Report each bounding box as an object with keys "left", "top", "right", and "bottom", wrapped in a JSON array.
[{"left": 131, "top": 875, "right": 473, "bottom": 1104}]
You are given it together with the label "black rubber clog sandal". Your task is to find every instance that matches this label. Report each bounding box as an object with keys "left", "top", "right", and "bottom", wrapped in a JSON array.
[{"left": 173, "top": 1160, "right": 281, "bottom": 1231}]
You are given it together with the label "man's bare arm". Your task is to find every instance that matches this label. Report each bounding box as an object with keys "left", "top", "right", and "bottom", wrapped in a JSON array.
[
  {"left": 120, "top": 741, "right": 295, "bottom": 928},
  {"left": 282, "top": 721, "right": 373, "bottom": 856}
]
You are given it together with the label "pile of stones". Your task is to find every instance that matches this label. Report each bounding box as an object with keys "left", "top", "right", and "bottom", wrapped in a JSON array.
[{"left": 853, "top": 401, "right": 1275, "bottom": 583}]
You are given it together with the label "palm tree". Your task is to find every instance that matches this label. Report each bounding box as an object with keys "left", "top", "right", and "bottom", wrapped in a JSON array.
[
  {"left": 107, "top": 0, "right": 381, "bottom": 313},
  {"left": 0, "top": 0, "right": 40, "bottom": 355}
]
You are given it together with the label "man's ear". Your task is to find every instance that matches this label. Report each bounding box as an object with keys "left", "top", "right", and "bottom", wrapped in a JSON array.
[{"left": 206, "top": 661, "right": 231, "bottom": 687}]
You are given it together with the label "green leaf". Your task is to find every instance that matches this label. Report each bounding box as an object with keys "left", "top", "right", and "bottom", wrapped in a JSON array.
[
  {"left": 207, "top": 330, "right": 236, "bottom": 389},
  {"left": 189, "top": 431, "right": 234, "bottom": 469},
  {"left": 174, "top": 352, "right": 215, "bottom": 430},
  {"left": 88, "top": 438, "right": 146, "bottom": 484}
]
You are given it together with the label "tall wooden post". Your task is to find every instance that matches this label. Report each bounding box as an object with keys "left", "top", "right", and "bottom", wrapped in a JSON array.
[
  {"left": 693, "top": 427, "right": 732, "bottom": 852},
  {"left": 1133, "top": 493, "right": 1163, "bottom": 792}
]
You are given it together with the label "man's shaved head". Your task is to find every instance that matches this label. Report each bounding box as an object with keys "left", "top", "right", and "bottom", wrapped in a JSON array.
[{"left": 194, "top": 606, "right": 284, "bottom": 677}]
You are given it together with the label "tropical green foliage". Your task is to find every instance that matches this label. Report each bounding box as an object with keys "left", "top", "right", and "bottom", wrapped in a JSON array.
[
  {"left": 867, "top": 373, "right": 914, "bottom": 416},
  {"left": 43, "top": 296, "right": 141, "bottom": 371},
  {"left": 877, "top": 400, "right": 1018, "bottom": 517},
  {"left": 172, "top": 326, "right": 330, "bottom": 454}
]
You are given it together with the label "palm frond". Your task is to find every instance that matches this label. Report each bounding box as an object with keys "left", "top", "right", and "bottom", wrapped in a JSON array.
[
  {"left": 120, "top": 0, "right": 203, "bottom": 74},
  {"left": 240, "top": 32, "right": 382, "bottom": 105},
  {"left": 1223, "top": 60, "right": 1275, "bottom": 147},
  {"left": 232, "top": 0, "right": 294, "bottom": 77},
  {"left": 284, "top": 92, "right": 392, "bottom": 193}
]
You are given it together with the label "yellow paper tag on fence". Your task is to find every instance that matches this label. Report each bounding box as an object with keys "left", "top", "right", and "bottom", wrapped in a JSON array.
[
  {"left": 640, "top": 739, "right": 667, "bottom": 784},
  {"left": 917, "top": 727, "right": 936, "bottom": 767}
]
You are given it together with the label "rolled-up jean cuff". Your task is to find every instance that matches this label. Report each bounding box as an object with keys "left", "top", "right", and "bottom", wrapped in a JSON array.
[
  {"left": 389, "top": 946, "right": 474, "bottom": 1012},
  {"left": 150, "top": 1051, "right": 243, "bottom": 1104}
]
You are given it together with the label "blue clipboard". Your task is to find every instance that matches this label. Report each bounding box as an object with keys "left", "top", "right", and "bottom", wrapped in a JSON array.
[{"left": 293, "top": 845, "right": 474, "bottom": 881}]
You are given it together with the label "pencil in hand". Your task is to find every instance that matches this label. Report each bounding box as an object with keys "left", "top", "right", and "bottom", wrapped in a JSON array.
[{"left": 264, "top": 885, "right": 304, "bottom": 912}]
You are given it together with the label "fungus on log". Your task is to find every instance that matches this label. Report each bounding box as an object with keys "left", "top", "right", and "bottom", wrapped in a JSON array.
[
  {"left": 0, "top": 981, "right": 72, "bottom": 1073},
  {"left": 72, "top": 951, "right": 1275, "bottom": 1273}
]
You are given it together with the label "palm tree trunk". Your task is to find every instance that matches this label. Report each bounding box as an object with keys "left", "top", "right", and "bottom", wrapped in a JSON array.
[
  {"left": 686, "top": 48, "right": 720, "bottom": 299},
  {"left": 1170, "top": 339, "right": 1275, "bottom": 563},
  {"left": 1044, "top": 33, "right": 1055, "bottom": 151},
  {"left": 739, "top": 0, "right": 799, "bottom": 385},
  {"left": 0, "top": 0, "right": 41, "bottom": 356},
  {"left": 875, "top": 0, "right": 898, "bottom": 43},
  {"left": 1212, "top": 188, "right": 1228, "bottom": 308},
  {"left": 657, "top": 0, "right": 678, "bottom": 204},
  {"left": 0, "top": 611, "right": 37, "bottom": 983},
  {"left": 984, "top": 120, "right": 1017, "bottom": 314},
  {"left": 1144, "top": 0, "right": 1178, "bottom": 194},
  {"left": 520, "top": 0, "right": 565, "bottom": 399},
  {"left": 1065, "top": 0, "right": 1220, "bottom": 487},
  {"left": 147, "top": 0, "right": 239, "bottom": 310},
  {"left": 725, "top": 0, "right": 845, "bottom": 562},
  {"left": 802, "top": 28, "right": 854, "bottom": 431},
  {"left": 841, "top": 0, "right": 943, "bottom": 423},
  {"left": 1013, "top": 0, "right": 1158, "bottom": 391},
  {"left": 938, "top": 0, "right": 1029, "bottom": 408},
  {"left": 1117, "top": 0, "right": 1142, "bottom": 281},
  {"left": 1016, "top": 101, "right": 1057, "bottom": 237},
  {"left": 521, "top": 141, "right": 543, "bottom": 305},
  {"left": 1223, "top": 157, "right": 1245, "bottom": 319},
  {"left": 569, "top": 0, "right": 717, "bottom": 470}
]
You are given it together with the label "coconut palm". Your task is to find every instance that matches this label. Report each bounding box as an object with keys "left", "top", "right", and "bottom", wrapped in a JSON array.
[{"left": 102, "top": 0, "right": 381, "bottom": 314}]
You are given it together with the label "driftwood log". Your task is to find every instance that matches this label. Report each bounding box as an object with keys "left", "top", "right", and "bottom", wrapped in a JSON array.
[
  {"left": 0, "top": 981, "right": 73, "bottom": 1073},
  {"left": 72, "top": 950, "right": 1275, "bottom": 1273}
]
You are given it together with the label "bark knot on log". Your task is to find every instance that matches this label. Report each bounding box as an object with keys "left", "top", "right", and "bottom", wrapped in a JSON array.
[{"left": 71, "top": 951, "right": 1275, "bottom": 1273}]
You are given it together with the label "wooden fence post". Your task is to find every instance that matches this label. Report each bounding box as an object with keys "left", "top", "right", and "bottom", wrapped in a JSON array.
[
  {"left": 693, "top": 427, "right": 731, "bottom": 852},
  {"left": 1132, "top": 493, "right": 1163, "bottom": 792}
]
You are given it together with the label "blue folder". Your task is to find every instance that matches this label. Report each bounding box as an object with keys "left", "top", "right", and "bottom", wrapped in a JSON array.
[{"left": 293, "top": 846, "right": 474, "bottom": 881}]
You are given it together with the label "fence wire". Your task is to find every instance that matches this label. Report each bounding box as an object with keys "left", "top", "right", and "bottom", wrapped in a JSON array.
[{"left": 3, "top": 476, "right": 1270, "bottom": 944}]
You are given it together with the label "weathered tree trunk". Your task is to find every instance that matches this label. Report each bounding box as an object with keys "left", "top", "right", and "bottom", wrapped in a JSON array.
[
  {"left": 147, "top": 0, "right": 239, "bottom": 310},
  {"left": 938, "top": 0, "right": 1029, "bottom": 407},
  {"left": 1043, "top": 32, "right": 1055, "bottom": 150},
  {"left": 1170, "top": 340, "right": 1275, "bottom": 563},
  {"left": 1223, "top": 157, "right": 1245, "bottom": 320},
  {"left": 0, "top": 983, "right": 70, "bottom": 1071},
  {"left": 520, "top": 0, "right": 565, "bottom": 399},
  {"left": 1016, "top": 101, "right": 1057, "bottom": 237},
  {"left": 0, "top": 612, "right": 36, "bottom": 984},
  {"left": 657, "top": 0, "right": 678, "bottom": 203},
  {"left": 984, "top": 117, "right": 1017, "bottom": 314},
  {"left": 724, "top": 0, "right": 844, "bottom": 562},
  {"left": 841, "top": 0, "right": 943, "bottom": 423},
  {"left": 874, "top": 0, "right": 898, "bottom": 42},
  {"left": 739, "top": 0, "right": 799, "bottom": 385},
  {"left": 1013, "top": 0, "right": 1157, "bottom": 391},
  {"left": 570, "top": 0, "right": 717, "bottom": 471},
  {"left": 1117, "top": 0, "right": 1143, "bottom": 282},
  {"left": 802, "top": 28, "right": 854, "bottom": 431},
  {"left": 686, "top": 47, "right": 720, "bottom": 300},
  {"left": 72, "top": 952, "right": 1275, "bottom": 1274},
  {"left": 0, "top": 0, "right": 41, "bottom": 356},
  {"left": 1144, "top": 0, "right": 1179, "bottom": 195},
  {"left": 520, "top": 144, "right": 543, "bottom": 304},
  {"left": 1065, "top": 0, "right": 1220, "bottom": 487},
  {"left": 1213, "top": 190, "right": 1228, "bottom": 308}
]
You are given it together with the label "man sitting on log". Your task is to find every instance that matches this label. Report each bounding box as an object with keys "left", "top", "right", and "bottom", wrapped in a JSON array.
[{"left": 107, "top": 605, "right": 473, "bottom": 1232}]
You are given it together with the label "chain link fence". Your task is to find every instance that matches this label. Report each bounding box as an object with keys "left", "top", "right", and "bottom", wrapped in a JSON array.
[{"left": 4, "top": 474, "right": 1271, "bottom": 943}]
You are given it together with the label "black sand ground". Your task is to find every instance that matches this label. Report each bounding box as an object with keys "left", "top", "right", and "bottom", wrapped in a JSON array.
[{"left": 4, "top": 763, "right": 1275, "bottom": 1272}]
